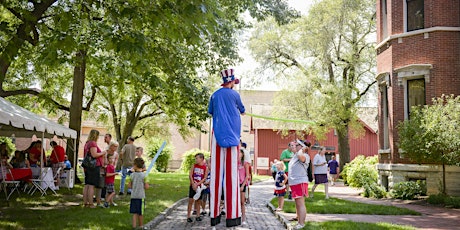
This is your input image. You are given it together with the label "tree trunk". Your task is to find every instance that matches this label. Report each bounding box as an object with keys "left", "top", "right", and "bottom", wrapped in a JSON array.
[
  {"left": 66, "top": 50, "right": 87, "bottom": 184},
  {"left": 442, "top": 163, "right": 446, "bottom": 195},
  {"left": 337, "top": 125, "right": 350, "bottom": 171}
]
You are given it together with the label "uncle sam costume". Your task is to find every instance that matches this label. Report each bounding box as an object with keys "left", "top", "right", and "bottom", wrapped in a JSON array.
[{"left": 208, "top": 68, "right": 245, "bottom": 227}]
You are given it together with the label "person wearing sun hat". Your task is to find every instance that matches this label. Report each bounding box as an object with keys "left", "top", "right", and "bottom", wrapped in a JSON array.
[{"left": 208, "top": 68, "right": 246, "bottom": 227}]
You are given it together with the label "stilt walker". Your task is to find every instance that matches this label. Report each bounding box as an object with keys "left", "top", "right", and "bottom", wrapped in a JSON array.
[{"left": 208, "top": 68, "right": 246, "bottom": 227}]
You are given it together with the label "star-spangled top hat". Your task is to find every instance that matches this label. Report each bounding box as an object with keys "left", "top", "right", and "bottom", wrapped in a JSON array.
[{"left": 220, "top": 68, "right": 240, "bottom": 86}]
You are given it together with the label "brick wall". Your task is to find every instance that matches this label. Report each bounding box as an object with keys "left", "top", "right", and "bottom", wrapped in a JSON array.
[{"left": 377, "top": 0, "right": 460, "bottom": 164}]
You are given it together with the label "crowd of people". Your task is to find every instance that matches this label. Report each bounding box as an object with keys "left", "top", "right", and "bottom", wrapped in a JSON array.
[
  {"left": 0, "top": 139, "right": 72, "bottom": 188},
  {"left": 270, "top": 140, "right": 341, "bottom": 229},
  {"left": 81, "top": 130, "right": 148, "bottom": 229}
]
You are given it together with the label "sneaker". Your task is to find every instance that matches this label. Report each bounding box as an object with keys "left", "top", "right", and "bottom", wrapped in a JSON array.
[
  {"left": 127, "top": 191, "right": 131, "bottom": 195},
  {"left": 200, "top": 211, "right": 207, "bottom": 216},
  {"left": 246, "top": 198, "right": 250, "bottom": 204},
  {"left": 103, "top": 202, "right": 109, "bottom": 208},
  {"left": 196, "top": 217, "right": 202, "bottom": 221},
  {"left": 294, "top": 223, "right": 305, "bottom": 229},
  {"left": 98, "top": 204, "right": 107, "bottom": 208},
  {"left": 192, "top": 210, "right": 197, "bottom": 215},
  {"left": 118, "top": 192, "right": 124, "bottom": 196},
  {"left": 187, "top": 218, "right": 193, "bottom": 223},
  {"left": 111, "top": 202, "right": 118, "bottom": 206},
  {"left": 288, "top": 193, "right": 292, "bottom": 200}
]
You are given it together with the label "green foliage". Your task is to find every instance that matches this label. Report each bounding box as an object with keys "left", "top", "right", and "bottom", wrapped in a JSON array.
[
  {"left": 249, "top": 0, "right": 377, "bottom": 167},
  {"left": 398, "top": 95, "right": 460, "bottom": 166},
  {"left": 180, "top": 148, "right": 210, "bottom": 173},
  {"left": 390, "top": 181, "right": 424, "bottom": 200},
  {"left": 427, "top": 194, "right": 460, "bottom": 208},
  {"left": 0, "top": 136, "right": 16, "bottom": 156},
  {"left": 341, "top": 155, "right": 378, "bottom": 188},
  {"left": 363, "top": 182, "right": 387, "bottom": 199},
  {"left": 145, "top": 139, "right": 172, "bottom": 172}
]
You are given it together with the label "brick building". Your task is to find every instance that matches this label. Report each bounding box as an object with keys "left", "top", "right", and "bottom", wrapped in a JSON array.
[{"left": 376, "top": 0, "right": 460, "bottom": 195}]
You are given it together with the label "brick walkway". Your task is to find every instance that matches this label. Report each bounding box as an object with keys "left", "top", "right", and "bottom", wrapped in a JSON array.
[
  {"left": 147, "top": 179, "right": 286, "bottom": 229},
  {"left": 274, "top": 182, "right": 460, "bottom": 230}
]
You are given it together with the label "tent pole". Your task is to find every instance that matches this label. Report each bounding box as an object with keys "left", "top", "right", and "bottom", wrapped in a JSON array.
[{"left": 41, "top": 132, "right": 45, "bottom": 168}]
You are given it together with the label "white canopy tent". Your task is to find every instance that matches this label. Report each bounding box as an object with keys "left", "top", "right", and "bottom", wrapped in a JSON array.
[
  {"left": 0, "top": 97, "right": 77, "bottom": 184},
  {"left": 0, "top": 97, "right": 77, "bottom": 139}
]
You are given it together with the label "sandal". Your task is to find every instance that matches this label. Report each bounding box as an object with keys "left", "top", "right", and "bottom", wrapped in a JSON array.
[{"left": 289, "top": 217, "right": 298, "bottom": 221}]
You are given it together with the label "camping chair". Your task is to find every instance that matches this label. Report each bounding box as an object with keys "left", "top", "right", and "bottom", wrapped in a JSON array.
[{"left": 1, "top": 165, "right": 21, "bottom": 200}]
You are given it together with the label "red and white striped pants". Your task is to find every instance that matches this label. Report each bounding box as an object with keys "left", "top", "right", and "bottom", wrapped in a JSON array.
[{"left": 209, "top": 133, "right": 241, "bottom": 220}]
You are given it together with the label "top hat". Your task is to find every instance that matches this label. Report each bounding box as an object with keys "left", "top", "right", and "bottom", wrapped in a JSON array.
[{"left": 220, "top": 68, "right": 240, "bottom": 86}]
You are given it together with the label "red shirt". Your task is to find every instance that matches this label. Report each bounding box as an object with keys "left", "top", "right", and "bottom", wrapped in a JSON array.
[
  {"left": 84, "top": 141, "right": 103, "bottom": 166},
  {"left": 105, "top": 164, "right": 115, "bottom": 184},
  {"left": 29, "top": 147, "right": 45, "bottom": 165},
  {"left": 50, "top": 145, "right": 66, "bottom": 163},
  {"left": 192, "top": 163, "right": 207, "bottom": 183}
]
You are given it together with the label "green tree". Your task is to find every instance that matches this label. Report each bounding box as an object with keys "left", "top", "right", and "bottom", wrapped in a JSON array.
[
  {"left": 398, "top": 95, "right": 460, "bottom": 194},
  {"left": 1, "top": 1, "right": 297, "bottom": 173},
  {"left": 249, "top": 0, "right": 376, "bottom": 169}
]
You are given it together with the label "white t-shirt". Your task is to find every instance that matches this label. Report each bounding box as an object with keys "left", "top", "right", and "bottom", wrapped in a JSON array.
[{"left": 313, "top": 154, "right": 328, "bottom": 174}]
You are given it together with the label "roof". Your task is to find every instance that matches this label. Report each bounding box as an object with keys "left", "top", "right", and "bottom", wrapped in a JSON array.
[
  {"left": 0, "top": 97, "right": 77, "bottom": 139},
  {"left": 251, "top": 104, "right": 378, "bottom": 133}
]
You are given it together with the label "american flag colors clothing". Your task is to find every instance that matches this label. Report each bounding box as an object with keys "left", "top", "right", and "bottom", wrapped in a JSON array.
[{"left": 209, "top": 133, "right": 242, "bottom": 227}]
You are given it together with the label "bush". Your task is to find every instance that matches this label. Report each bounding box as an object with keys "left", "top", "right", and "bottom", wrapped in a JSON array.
[
  {"left": 427, "top": 194, "right": 460, "bottom": 208},
  {"left": 0, "top": 136, "right": 16, "bottom": 156},
  {"left": 363, "top": 182, "right": 387, "bottom": 199},
  {"left": 341, "top": 155, "right": 378, "bottom": 188},
  {"left": 146, "top": 139, "right": 172, "bottom": 172},
  {"left": 390, "top": 181, "right": 423, "bottom": 200},
  {"left": 180, "top": 148, "right": 210, "bottom": 173}
]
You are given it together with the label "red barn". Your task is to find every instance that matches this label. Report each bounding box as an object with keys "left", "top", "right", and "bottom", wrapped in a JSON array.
[{"left": 250, "top": 105, "right": 378, "bottom": 175}]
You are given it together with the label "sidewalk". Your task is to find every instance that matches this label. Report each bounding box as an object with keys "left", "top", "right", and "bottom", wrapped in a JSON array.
[
  {"left": 273, "top": 182, "right": 460, "bottom": 230},
  {"left": 147, "top": 179, "right": 286, "bottom": 229}
]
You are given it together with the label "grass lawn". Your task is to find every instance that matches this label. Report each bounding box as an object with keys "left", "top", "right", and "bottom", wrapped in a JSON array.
[
  {"left": 299, "top": 221, "right": 415, "bottom": 230},
  {"left": 0, "top": 172, "right": 190, "bottom": 230},
  {"left": 271, "top": 186, "right": 420, "bottom": 215}
]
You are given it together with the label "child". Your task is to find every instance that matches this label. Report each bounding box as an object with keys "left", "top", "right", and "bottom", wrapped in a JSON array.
[
  {"left": 238, "top": 149, "right": 250, "bottom": 225},
  {"left": 274, "top": 161, "right": 288, "bottom": 211},
  {"left": 104, "top": 156, "right": 119, "bottom": 207},
  {"left": 128, "top": 158, "right": 149, "bottom": 229},
  {"left": 187, "top": 153, "right": 208, "bottom": 223},
  {"left": 200, "top": 158, "right": 211, "bottom": 216}
]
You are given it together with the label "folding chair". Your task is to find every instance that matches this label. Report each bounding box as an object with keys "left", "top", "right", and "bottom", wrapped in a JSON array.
[
  {"left": 1, "top": 165, "right": 21, "bottom": 200},
  {"left": 28, "top": 168, "right": 48, "bottom": 196}
]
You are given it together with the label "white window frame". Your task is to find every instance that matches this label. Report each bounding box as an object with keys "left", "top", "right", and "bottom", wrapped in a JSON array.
[{"left": 395, "top": 64, "right": 432, "bottom": 119}]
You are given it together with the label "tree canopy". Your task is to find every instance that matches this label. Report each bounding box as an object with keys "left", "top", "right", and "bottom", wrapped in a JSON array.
[{"left": 248, "top": 0, "right": 376, "bottom": 167}]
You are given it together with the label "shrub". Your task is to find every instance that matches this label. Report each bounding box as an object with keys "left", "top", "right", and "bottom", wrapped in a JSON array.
[
  {"left": 427, "top": 194, "right": 460, "bottom": 208},
  {"left": 146, "top": 139, "right": 172, "bottom": 172},
  {"left": 0, "top": 136, "right": 16, "bottom": 156},
  {"left": 341, "top": 155, "right": 378, "bottom": 188},
  {"left": 390, "top": 181, "right": 423, "bottom": 200},
  {"left": 180, "top": 148, "right": 210, "bottom": 173},
  {"left": 363, "top": 182, "right": 387, "bottom": 199}
]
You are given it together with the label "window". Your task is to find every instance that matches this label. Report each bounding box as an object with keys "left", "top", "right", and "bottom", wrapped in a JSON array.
[
  {"left": 381, "top": 0, "right": 388, "bottom": 38},
  {"left": 406, "top": 0, "right": 424, "bottom": 31},
  {"left": 381, "top": 86, "right": 389, "bottom": 149},
  {"left": 407, "top": 78, "right": 426, "bottom": 118}
]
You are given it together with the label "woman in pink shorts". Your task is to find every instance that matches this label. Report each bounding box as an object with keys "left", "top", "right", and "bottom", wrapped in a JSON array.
[{"left": 287, "top": 140, "right": 312, "bottom": 229}]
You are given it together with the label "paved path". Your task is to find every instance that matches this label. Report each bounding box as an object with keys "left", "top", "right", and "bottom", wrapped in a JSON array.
[
  {"left": 275, "top": 182, "right": 460, "bottom": 230},
  {"left": 147, "top": 179, "right": 286, "bottom": 229}
]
